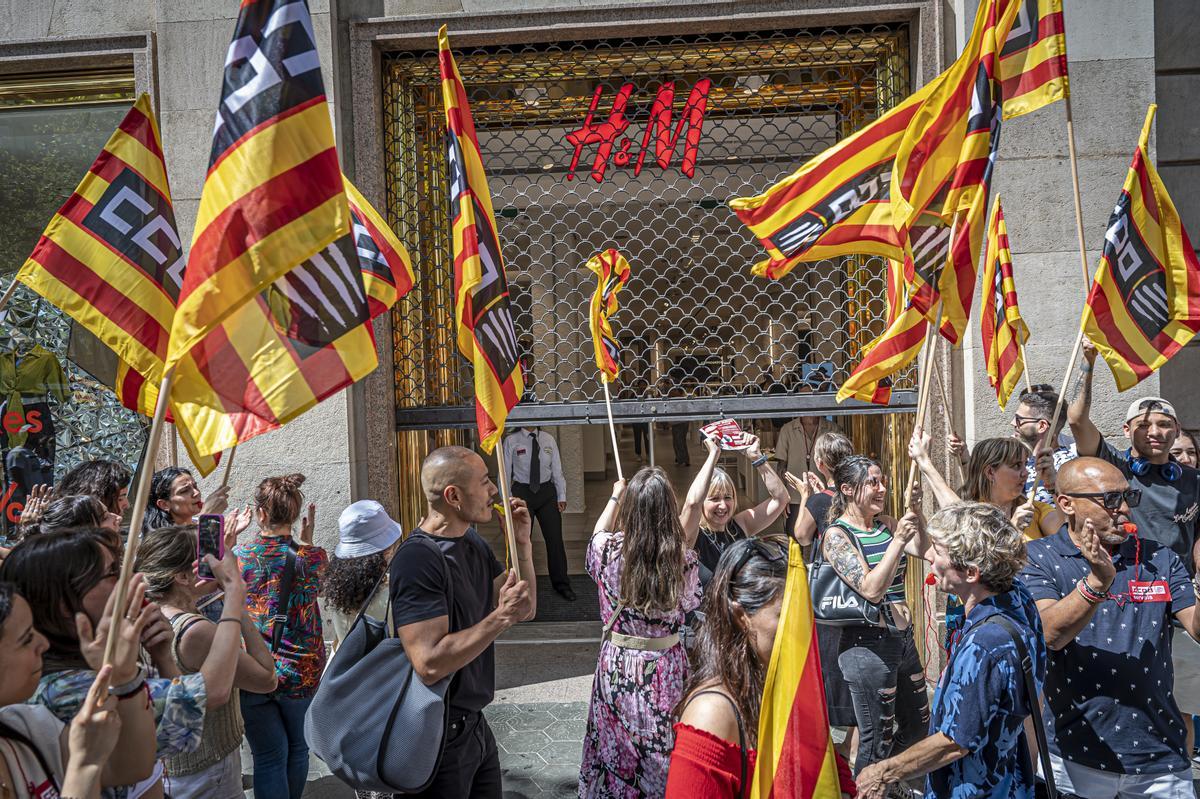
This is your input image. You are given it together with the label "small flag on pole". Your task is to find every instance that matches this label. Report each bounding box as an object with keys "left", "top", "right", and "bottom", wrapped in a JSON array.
[
  {"left": 1082, "top": 105, "right": 1200, "bottom": 391},
  {"left": 439, "top": 25, "right": 524, "bottom": 453},
  {"left": 751, "top": 539, "right": 842, "bottom": 798},
  {"left": 838, "top": 259, "right": 928, "bottom": 406},
  {"left": 980, "top": 197, "right": 1029, "bottom": 407},
  {"left": 998, "top": 0, "right": 1069, "bottom": 120},
  {"left": 584, "top": 249, "right": 631, "bottom": 382}
]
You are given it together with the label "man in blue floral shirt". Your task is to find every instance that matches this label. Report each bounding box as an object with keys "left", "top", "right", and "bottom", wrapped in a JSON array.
[{"left": 857, "top": 503, "right": 1046, "bottom": 799}]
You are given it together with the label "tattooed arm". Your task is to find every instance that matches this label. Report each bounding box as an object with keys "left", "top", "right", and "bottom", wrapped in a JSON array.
[
  {"left": 1067, "top": 339, "right": 1103, "bottom": 457},
  {"left": 822, "top": 526, "right": 908, "bottom": 604}
]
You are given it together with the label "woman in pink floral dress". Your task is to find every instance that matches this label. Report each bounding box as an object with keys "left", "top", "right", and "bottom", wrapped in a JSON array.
[{"left": 579, "top": 466, "right": 703, "bottom": 798}]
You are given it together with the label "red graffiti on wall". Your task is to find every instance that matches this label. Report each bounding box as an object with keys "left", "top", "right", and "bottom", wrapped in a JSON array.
[{"left": 565, "top": 79, "right": 712, "bottom": 183}]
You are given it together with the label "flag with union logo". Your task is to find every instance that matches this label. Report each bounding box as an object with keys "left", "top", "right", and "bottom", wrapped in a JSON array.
[
  {"left": 440, "top": 26, "right": 525, "bottom": 453},
  {"left": 584, "top": 249, "right": 631, "bottom": 382},
  {"left": 17, "top": 94, "right": 181, "bottom": 383},
  {"left": 166, "top": 0, "right": 349, "bottom": 373},
  {"left": 345, "top": 179, "right": 414, "bottom": 320},
  {"left": 998, "top": 0, "right": 1068, "bottom": 119},
  {"left": 981, "top": 197, "right": 1029, "bottom": 407},
  {"left": 1083, "top": 105, "right": 1200, "bottom": 392},
  {"left": 838, "top": 259, "right": 928, "bottom": 405},
  {"left": 751, "top": 539, "right": 842, "bottom": 798}
]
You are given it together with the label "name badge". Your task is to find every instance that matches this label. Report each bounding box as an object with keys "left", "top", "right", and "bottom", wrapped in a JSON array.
[
  {"left": 1129, "top": 580, "right": 1170, "bottom": 603},
  {"left": 30, "top": 779, "right": 61, "bottom": 799}
]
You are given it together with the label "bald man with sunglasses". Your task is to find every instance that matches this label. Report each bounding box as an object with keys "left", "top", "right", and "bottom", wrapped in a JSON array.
[{"left": 1020, "top": 458, "right": 1200, "bottom": 798}]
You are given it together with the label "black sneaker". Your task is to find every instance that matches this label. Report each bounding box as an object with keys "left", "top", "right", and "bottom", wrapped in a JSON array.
[{"left": 555, "top": 585, "right": 577, "bottom": 602}]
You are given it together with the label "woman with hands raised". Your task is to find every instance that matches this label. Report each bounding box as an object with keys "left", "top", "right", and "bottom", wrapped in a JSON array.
[
  {"left": 0, "top": 580, "right": 158, "bottom": 799},
  {"left": 680, "top": 433, "right": 790, "bottom": 587}
]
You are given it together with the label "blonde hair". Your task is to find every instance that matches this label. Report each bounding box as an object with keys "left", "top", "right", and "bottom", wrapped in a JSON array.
[
  {"left": 927, "top": 503, "right": 1027, "bottom": 593},
  {"left": 706, "top": 468, "right": 736, "bottom": 500},
  {"left": 961, "top": 437, "right": 1031, "bottom": 505}
]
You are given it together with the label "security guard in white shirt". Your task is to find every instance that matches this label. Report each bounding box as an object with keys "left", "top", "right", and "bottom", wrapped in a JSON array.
[{"left": 503, "top": 426, "right": 573, "bottom": 601}]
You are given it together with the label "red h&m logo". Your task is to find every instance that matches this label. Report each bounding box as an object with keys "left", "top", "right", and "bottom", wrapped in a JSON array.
[{"left": 565, "top": 79, "right": 712, "bottom": 183}]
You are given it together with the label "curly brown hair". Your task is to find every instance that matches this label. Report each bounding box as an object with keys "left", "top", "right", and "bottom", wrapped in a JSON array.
[{"left": 321, "top": 553, "right": 389, "bottom": 614}]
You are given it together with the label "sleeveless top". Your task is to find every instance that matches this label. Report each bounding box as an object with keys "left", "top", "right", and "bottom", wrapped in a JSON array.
[
  {"left": 696, "top": 518, "right": 746, "bottom": 586},
  {"left": 166, "top": 612, "right": 245, "bottom": 776},
  {"left": 834, "top": 519, "right": 907, "bottom": 604}
]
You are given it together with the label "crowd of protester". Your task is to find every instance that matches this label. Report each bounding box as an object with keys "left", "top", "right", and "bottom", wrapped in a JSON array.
[{"left": 1, "top": 336, "right": 1199, "bottom": 799}]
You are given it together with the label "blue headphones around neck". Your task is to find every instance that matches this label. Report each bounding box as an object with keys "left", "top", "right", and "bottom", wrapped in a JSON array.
[{"left": 1128, "top": 449, "right": 1183, "bottom": 482}]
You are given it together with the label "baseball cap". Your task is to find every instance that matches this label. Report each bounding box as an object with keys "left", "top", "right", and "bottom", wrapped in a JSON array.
[
  {"left": 335, "top": 500, "right": 403, "bottom": 559},
  {"left": 1125, "top": 396, "right": 1178, "bottom": 423}
]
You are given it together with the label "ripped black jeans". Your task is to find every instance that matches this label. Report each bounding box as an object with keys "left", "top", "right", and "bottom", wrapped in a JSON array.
[{"left": 838, "top": 625, "right": 929, "bottom": 773}]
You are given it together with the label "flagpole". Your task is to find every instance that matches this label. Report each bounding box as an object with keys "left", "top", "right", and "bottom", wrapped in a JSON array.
[
  {"left": 931, "top": 362, "right": 964, "bottom": 485},
  {"left": 494, "top": 443, "right": 521, "bottom": 582},
  {"left": 601, "top": 376, "right": 624, "bottom": 481},
  {"left": 104, "top": 367, "right": 175, "bottom": 667},
  {"left": 170, "top": 426, "right": 179, "bottom": 467},
  {"left": 221, "top": 446, "right": 236, "bottom": 489},
  {"left": 1019, "top": 342, "right": 1034, "bottom": 392},
  {"left": 905, "top": 302, "right": 944, "bottom": 511},
  {"left": 0, "top": 278, "right": 19, "bottom": 315}
]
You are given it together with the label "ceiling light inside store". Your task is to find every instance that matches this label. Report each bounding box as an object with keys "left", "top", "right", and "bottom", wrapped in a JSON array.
[{"left": 519, "top": 86, "right": 545, "bottom": 107}]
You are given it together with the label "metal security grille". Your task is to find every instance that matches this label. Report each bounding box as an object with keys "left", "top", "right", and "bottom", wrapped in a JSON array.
[{"left": 382, "top": 25, "right": 916, "bottom": 430}]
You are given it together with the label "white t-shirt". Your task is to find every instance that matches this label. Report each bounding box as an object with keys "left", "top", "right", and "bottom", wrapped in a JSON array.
[{"left": 0, "top": 704, "right": 65, "bottom": 799}]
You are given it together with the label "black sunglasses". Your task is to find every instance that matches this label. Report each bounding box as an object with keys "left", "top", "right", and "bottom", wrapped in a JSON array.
[{"left": 1062, "top": 489, "right": 1142, "bottom": 510}]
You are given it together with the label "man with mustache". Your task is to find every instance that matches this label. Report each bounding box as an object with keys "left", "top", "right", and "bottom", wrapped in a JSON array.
[{"left": 1020, "top": 457, "right": 1200, "bottom": 798}]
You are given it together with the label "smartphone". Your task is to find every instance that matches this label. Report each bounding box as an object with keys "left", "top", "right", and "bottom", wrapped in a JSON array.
[{"left": 197, "top": 514, "right": 224, "bottom": 579}]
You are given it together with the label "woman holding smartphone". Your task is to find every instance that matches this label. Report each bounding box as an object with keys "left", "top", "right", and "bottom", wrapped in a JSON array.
[{"left": 136, "top": 525, "right": 278, "bottom": 799}]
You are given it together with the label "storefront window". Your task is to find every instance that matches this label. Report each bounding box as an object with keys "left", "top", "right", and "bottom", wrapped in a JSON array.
[{"left": 0, "top": 69, "right": 144, "bottom": 533}]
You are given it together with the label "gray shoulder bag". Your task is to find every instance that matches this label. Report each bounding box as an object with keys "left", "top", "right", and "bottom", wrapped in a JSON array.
[{"left": 305, "top": 535, "right": 454, "bottom": 793}]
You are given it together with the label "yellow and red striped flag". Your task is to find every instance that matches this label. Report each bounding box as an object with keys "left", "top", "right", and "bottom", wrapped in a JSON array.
[
  {"left": 981, "top": 197, "right": 1029, "bottom": 407},
  {"left": 892, "top": 0, "right": 1012, "bottom": 344},
  {"left": 440, "top": 26, "right": 524, "bottom": 453},
  {"left": 17, "top": 94, "right": 180, "bottom": 382},
  {"left": 752, "top": 539, "right": 841, "bottom": 798},
  {"left": 584, "top": 249, "right": 631, "bottom": 382},
  {"left": 838, "top": 259, "right": 928, "bottom": 405},
  {"left": 729, "top": 80, "right": 937, "bottom": 281},
  {"left": 999, "top": 0, "right": 1068, "bottom": 120},
  {"left": 1083, "top": 105, "right": 1200, "bottom": 392},
  {"left": 170, "top": 179, "right": 413, "bottom": 470},
  {"left": 166, "top": 0, "right": 349, "bottom": 373}
]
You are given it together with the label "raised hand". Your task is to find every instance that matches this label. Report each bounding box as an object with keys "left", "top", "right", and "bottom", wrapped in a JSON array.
[
  {"left": 1082, "top": 338, "right": 1098, "bottom": 366},
  {"left": 1080, "top": 518, "right": 1116, "bottom": 590},
  {"left": 1011, "top": 499, "right": 1035, "bottom": 534},
  {"left": 20, "top": 483, "right": 53, "bottom": 525},
  {"left": 908, "top": 428, "right": 933, "bottom": 465},
  {"left": 297, "top": 502, "right": 316, "bottom": 546},
  {"left": 201, "top": 484, "right": 230, "bottom": 516},
  {"left": 225, "top": 505, "right": 253, "bottom": 550},
  {"left": 507, "top": 497, "right": 532, "bottom": 546},
  {"left": 948, "top": 431, "right": 969, "bottom": 465},
  {"left": 76, "top": 575, "right": 153, "bottom": 684},
  {"left": 743, "top": 434, "right": 763, "bottom": 461}
]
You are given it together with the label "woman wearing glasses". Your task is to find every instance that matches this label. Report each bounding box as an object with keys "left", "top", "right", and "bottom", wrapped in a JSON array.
[
  {"left": 909, "top": 430, "right": 1065, "bottom": 541},
  {"left": 820, "top": 456, "right": 929, "bottom": 773},
  {"left": 666, "top": 536, "right": 855, "bottom": 798}
]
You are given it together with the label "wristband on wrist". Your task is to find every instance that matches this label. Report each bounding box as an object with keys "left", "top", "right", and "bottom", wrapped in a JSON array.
[
  {"left": 1077, "top": 577, "right": 1109, "bottom": 604},
  {"left": 609, "top": 495, "right": 620, "bottom": 503},
  {"left": 109, "top": 663, "right": 146, "bottom": 697},
  {"left": 1079, "top": 363, "right": 1093, "bottom": 374},
  {"left": 751, "top": 454, "right": 769, "bottom": 468},
  {"left": 217, "top": 617, "right": 241, "bottom": 626}
]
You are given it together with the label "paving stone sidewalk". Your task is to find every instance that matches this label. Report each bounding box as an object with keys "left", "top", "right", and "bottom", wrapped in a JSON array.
[{"left": 488, "top": 701, "right": 587, "bottom": 798}]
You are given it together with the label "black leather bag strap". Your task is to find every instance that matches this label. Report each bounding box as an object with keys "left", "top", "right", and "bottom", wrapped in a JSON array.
[
  {"left": 685, "top": 691, "right": 749, "bottom": 799},
  {"left": 983, "top": 615, "right": 1058, "bottom": 799},
  {"left": 271, "top": 541, "right": 299, "bottom": 653}
]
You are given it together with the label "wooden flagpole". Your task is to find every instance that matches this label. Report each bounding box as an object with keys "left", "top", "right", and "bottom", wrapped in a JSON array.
[
  {"left": 169, "top": 426, "right": 179, "bottom": 467},
  {"left": 601, "top": 376, "right": 624, "bottom": 481},
  {"left": 931, "top": 361, "right": 964, "bottom": 485},
  {"left": 1019, "top": 342, "right": 1034, "bottom": 392},
  {"left": 905, "top": 304, "right": 943, "bottom": 510},
  {"left": 104, "top": 367, "right": 176, "bottom": 666},
  {"left": 221, "top": 446, "right": 236, "bottom": 489},
  {"left": 494, "top": 443, "right": 521, "bottom": 581},
  {"left": 0, "top": 278, "right": 20, "bottom": 316}
]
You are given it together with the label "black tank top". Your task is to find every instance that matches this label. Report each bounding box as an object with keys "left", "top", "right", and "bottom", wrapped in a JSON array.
[{"left": 696, "top": 518, "right": 746, "bottom": 587}]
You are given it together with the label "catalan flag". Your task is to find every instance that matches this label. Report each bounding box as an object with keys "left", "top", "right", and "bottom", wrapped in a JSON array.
[
  {"left": 892, "top": 0, "right": 1009, "bottom": 344},
  {"left": 440, "top": 26, "right": 525, "bottom": 453},
  {"left": 729, "top": 79, "right": 938, "bottom": 280},
  {"left": 981, "top": 197, "right": 1029, "bottom": 407},
  {"left": 170, "top": 181, "right": 414, "bottom": 469},
  {"left": 999, "top": 0, "right": 1068, "bottom": 120},
  {"left": 1083, "top": 105, "right": 1200, "bottom": 392},
  {"left": 345, "top": 178, "right": 414, "bottom": 320},
  {"left": 584, "top": 249, "right": 631, "bottom": 382},
  {"left": 167, "top": 0, "right": 349, "bottom": 372},
  {"left": 838, "top": 259, "right": 928, "bottom": 405},
  {"left": 751, "top": 539, "right": 841, "bottom": 799},
  {"left": 17, "top": 94, "right": 180, "bottom": 382}
]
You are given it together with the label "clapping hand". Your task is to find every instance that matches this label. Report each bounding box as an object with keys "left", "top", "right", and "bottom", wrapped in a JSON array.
[
  {"left": 20, "top": 483, "right": 53, "bottom": 525},
  {"left": 784, "top": 470, "right": 824, "bottom": 503},
  {"left": 1080, "top": 518, "right": 1116, "bottom": 590},
  {"left": 297, "top": 503, "right": 316, "bottom": 546}
]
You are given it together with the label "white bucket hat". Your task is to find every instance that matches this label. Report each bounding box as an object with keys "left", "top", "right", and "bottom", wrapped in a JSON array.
[{"left": 335, "top": 500, "right": 403, "bottom": 559}]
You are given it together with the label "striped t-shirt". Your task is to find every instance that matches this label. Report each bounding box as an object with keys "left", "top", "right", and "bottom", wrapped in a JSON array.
[{"left": 836, "top": 519, "right": 906, "bottom": 604}]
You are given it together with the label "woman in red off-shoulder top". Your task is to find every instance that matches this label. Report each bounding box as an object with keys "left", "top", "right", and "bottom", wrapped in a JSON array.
[{"left": 666, "top": 536, "right": 856, "bottom": 799}]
